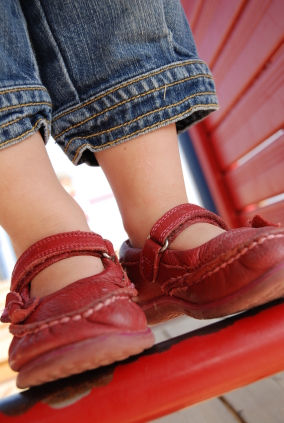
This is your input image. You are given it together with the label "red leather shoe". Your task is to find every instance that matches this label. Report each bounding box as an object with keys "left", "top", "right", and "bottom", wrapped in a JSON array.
[
  {"left": 120, "top": 204, "right": 284, "bottom": 324},
  {"left": 1, "top": 231, "right": 154, "bottom": 388}
]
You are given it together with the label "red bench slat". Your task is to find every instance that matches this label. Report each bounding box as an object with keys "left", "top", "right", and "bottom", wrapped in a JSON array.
[
  {"left": 224, "top": 133, "right": 284, "bottom": 210},
  {"left": 206, "top": 0, "right": 284, "bottom": 129},
  {"left": 211, "top": 43, "right": 284, "bottom": 169},
  {"left": 193, "top": 0, "right": 246, "bottom": 67}
]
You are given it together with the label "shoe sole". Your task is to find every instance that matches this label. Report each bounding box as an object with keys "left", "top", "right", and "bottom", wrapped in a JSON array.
[
  {"left": 16, "top": 328, "right": 155, "bottom": 388},
  {"left": 137, "top": 261, "right": 284, "bottom": 324}
]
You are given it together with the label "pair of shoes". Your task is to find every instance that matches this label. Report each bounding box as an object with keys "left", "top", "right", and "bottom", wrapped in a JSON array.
[
  {"left": 1, "top": 231, "right": 154, "bottom": 388},
  {"left": 120, "top": 204, "right": 284, "bottom": 324}
]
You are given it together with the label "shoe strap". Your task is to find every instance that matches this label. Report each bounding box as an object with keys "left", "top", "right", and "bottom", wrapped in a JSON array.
[
  {"left": 140, "top": 204, "right": 228, "bottom": 283},
  {"left": 11, "top": 231, "right": 113, "bottom": 294}
]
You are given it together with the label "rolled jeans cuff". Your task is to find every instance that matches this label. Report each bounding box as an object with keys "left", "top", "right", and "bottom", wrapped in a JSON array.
[
  {"left": 0, "top": 86, "right": 51, "bottom": 151},
  {"left": 53, "top": 59, "right": 218, "bottom": 166}
]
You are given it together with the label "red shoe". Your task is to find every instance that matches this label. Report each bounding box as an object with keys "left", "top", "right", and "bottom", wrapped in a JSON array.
[
  {"left": 120, "top": 204, "right": 284, "bottom": 324},
  {"left": 1, "top": 231, "right": 154, "bottom": 388}
]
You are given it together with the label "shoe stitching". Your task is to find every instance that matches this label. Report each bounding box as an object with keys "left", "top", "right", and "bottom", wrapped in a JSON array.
[
  {"left": 13, "top": 246, "right": 106, "bottom": 287},
  {"left": 151, "top": 205, "right": 189, "bottom": 236},
  {"left": 11, "top": 295, "right": 131, "bottom": 336},
  {"left": 141, "top": 256, "right": 154, "bottom": 278},
  {"left": 71, "top": 103, "right": 218, "bottom": 163},
  {"left": 159, "top": 215, "right": 219, "bottom": 244},
  {"left": 0, "top": 119, "right": 50, "bottom": 148},
  {"left": 57, "top": 78, "right": 214, "bottom": 142},
  {"left": 162, "top": 233, "right": 284, "bottom": 293},
  {"left": 52, "top": 59, "right": 206, "bottom": 122},
  {"left": 15, "top": 244, "right": 105, "bottom": 268},
  {"left": 159, "top": 213, "right": 196, "bottom": 243},
  {"left": 12, "top": 233, "right": 108, "bottom": 287},
  {"left": 16, "top": 232, "right": 104, "bottom": 262}
]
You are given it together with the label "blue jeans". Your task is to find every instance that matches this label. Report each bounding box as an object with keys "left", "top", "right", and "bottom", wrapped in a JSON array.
[{"left": 0, "top": 0, "right": 218, "bottom": 166}]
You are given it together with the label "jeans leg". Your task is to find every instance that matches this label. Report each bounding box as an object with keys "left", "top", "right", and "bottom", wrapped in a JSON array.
[
  {"left": 21, "top": 0, "right": 218, "bottom": 166},
  {"left": 0, "top": 0, "right": 51, "bottom": 151}
]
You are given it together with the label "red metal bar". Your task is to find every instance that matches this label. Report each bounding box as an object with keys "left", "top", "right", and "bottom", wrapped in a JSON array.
[{"left": 1, "top": 300, "right": 284, "bottom": 422}]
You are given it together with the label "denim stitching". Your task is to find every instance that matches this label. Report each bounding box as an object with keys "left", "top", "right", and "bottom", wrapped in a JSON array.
[
  {"left": 0, "top": 86, "right": 48, "bottom": 95},
  {"left": 0, "top": 118, "right": 50, "bottom": 148},
  {"left": 52, "top": 59, "right": 206, "bottom": 122},
  {"left": 0, "top": 101, "right": 51, "bottom": 113},
  {"left": 58, "top": 76, "right": 214, "bottom": 143},
  {"left": 65, "top": 91, "right": 216, "bottom": 155},
  {"left": 71, "top": 102, "right": 218, "bottom": 162},
  {"left": 0, "top": 115, "right": 27, "bottom": 129},
  {"left": 64, "top": 91, "right": 215, "bottom": 153}
]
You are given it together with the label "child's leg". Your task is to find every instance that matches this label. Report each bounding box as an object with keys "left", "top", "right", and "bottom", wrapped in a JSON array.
[
  {"left": 0, "top": 122, "right": 223, "bottom": 301},
  {"left": 0, "top": 131, "right": 103, "bottom": 298},
  {"left": 96, "top": 123, "right": 225, "bottom": 249}
]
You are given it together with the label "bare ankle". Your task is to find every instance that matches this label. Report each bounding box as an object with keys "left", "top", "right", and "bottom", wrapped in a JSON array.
[
  {"left": 124, "top": 199, "right": 188, "bottom": 248},
  {"left": 125, "top": 212, "right": 225, "bottom": 250},
  {"left": 30, "top": 256, "right": 104, "bottom": 298}
]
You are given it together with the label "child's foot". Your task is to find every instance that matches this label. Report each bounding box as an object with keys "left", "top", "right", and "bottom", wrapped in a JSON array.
[
  {"left": 1, "top": 231, "right": 155, "bottom": 388},
  {"left": 168, "top": 222, "right": 226, "bottom": 250},
  {"left": 30, "top": 255, "right": 104, "bottom": 298},
  {"left": 120, "top": 204, "right": 284, "bottom": 324}
]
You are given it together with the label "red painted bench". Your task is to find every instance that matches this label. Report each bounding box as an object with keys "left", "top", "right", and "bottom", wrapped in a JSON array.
[{"left": 183, "top": 0, "right": 284, "bottom": 228}]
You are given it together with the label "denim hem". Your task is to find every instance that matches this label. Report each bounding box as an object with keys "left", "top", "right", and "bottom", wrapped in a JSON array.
[
  {"left": 0, "top": 86, "right": 52, "bottom": 149},
  {"left": 52, "top": 59, "right": 218, "bottom": 166}
]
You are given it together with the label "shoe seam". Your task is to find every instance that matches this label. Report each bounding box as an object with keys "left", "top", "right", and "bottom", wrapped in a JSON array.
[
  {"left": 162, "top": 233, "right": 284, "bottom": 292},
  {"left": 10, "top": 294, "right": 132, "bottom": 337},
  {"left": 151, "top": 204, "right": 189, "bottom": 236},
  {"left": 16, "top": 232, "right": 105, "bottom": 263},
  {"left": 122, "top": 232, "right": 284, "bottom": 277}
]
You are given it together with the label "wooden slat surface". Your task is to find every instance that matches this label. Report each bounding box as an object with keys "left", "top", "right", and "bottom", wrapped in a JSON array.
[
  {"left": 224, "top": 134, "right": 284, "bottom": 209},
  {"left": 224, "top": 372, "right": 284, "bottom": 423},
  {"left": 211, "top": 43, "right": 284, "bottom": 169},
  {"left": 193, "top": 0, "right": 247, "bottom": 68},
  {"left": 205, "top": 0, "right": 284, "bottom": 129},
  {"left": 153, "top": 397, "right": 240, "bottom": 423}
]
